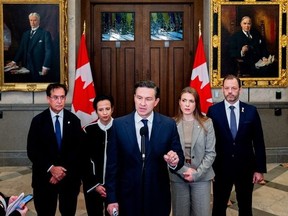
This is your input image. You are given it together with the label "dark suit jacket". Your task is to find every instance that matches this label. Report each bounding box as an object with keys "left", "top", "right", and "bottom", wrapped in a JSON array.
[
  {"left": 229, "top": 29, "right": 269, "bottom": 63},
  {"left": 207, "top": 101, "right": 266, "bottom": 176},
  {"left": 14, "top": 27, "right": 52, "bottom": 82},
  {"left": 105, "top": 111, "right": 184, "bottom": 216},
  {"left": 27, "top": 108, "right": 83, "bottom": 189},
  {"left": 228, "top": 29, "right": 269, "bottom": 75}
]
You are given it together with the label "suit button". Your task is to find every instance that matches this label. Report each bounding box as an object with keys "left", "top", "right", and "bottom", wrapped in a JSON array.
[
  {"left": 192, "top": 156, "right": 195, "bottom": 159},
  {"left": 233, "top": 142, "right": 236, "bottom": 145},
  {"left": 232, "top": 154, "right": 234, "bottom": 158}
]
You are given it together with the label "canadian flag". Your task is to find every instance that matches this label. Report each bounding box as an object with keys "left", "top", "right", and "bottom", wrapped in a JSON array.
[
  {"left": 71, "top": 33, "right": 97, "bottom": 127},
  {"left": 190, "top": 30, "right": 213, "bottom": 114}
]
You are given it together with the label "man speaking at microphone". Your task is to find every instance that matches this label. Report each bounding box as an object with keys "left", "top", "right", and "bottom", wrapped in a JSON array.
[{"left": 105, "top": 80, "right": 184, "bottom": 216}]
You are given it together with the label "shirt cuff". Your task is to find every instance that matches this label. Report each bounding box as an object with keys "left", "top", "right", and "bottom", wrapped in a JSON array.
[
  {"left": 168, "top": 163, "right": 177, "bottom": 170},
  {"left": 47, "top": 165, "right": 54, "bottom": 172}
]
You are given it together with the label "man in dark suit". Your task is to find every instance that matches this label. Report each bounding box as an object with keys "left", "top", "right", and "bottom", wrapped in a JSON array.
[
  {"left": 229, "top": 16, "right": 274, "bottom": 77},
  {"left": 27, "top": 83, "right": 83, "bottom": 215},
  {"left": 7, "top": 12, "right": 53, "bottom": 82},
  {"left": 207, "top": 74, "right": 267, "bottom": 216},
  {"left": 105, "top": 80, "right": 184, "bottom": 216}
]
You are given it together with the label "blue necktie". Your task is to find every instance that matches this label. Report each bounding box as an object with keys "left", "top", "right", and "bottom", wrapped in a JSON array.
[
  {"left": 229, "top": 106, "right": 237, "bottom": 139},
  {"left": 55, "top": 115, "right": 62, "bottom": 150}
]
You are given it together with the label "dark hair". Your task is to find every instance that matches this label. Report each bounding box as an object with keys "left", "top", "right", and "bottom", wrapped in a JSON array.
[
  {"left": 93, "top": 95, "right": 114, "bottom": 110},
  {"left": 223, "top": 74, "right": 241, "bottom": 88},
  {"left": 174, "top": 87, "right": 208, "bottom": 130},
  {"left": 134, "top": 80, "right": 160, "bottom": 99},
  {"left": 46, "top": 83, "right": 67, "bottom": 97}
]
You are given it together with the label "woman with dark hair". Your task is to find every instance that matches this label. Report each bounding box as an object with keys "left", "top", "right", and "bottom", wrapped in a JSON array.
[
  {"left": 82, "top": 95, "right": 114, "bottom": 216},
  {"left": 169, "top": 87, "right": 216, "bottom": 216}
]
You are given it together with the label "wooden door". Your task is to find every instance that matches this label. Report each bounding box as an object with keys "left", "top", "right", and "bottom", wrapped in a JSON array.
[{"left": 85, "top": 2, "right": 200, "bottom": 117}]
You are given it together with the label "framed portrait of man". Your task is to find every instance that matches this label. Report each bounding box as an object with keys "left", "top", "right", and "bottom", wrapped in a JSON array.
[
  {"left": 0, "top": 0, "right": 68, "bottom": 91},
  {"left": 210, "top": 0, "right": 288, "bottom": 88}
]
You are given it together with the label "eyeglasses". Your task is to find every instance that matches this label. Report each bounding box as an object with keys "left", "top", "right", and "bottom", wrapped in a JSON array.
[{"left": 49, "top": 95, "right": 66, "bottom": 101}]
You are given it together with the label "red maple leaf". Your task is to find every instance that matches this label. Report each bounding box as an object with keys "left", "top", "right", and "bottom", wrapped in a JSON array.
[{"left": 72, "top": 77, "right": 95, "bottom": 114}]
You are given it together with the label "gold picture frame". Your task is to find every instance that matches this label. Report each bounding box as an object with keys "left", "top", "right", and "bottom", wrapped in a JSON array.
[
  {"left": 210, "top": 0, "right": 288, "bottom": 88},
  {"left": 0, "top": 0, "right": 68, "bottom": 91}
]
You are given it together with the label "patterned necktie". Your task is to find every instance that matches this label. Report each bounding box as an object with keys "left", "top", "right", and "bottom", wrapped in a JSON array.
[
  {"left": 30, "top": 30, "right": 36, "bottom": 39},
  {"left": 229, "top": 106, "right": 237, "bottom": 139},
  {"left": 55, "top": 115, "right": 62, "bottom": 150},
  {"left": 246, "top": 31, "right": 252, "bottom": 39}
]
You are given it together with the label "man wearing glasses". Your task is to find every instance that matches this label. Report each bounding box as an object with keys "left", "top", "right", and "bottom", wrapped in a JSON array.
[{"left": 27, "top": 83, "right": 84, "bottom": 215}]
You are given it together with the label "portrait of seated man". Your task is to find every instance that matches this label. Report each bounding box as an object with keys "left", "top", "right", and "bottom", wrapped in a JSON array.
[{"left": 228, "top": 16, "right": 276, "bottom": 77}]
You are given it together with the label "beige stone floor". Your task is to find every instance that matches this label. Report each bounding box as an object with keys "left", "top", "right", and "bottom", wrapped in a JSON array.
[{"left": 0, "top": 163, "right": 287, "bottom": 216}]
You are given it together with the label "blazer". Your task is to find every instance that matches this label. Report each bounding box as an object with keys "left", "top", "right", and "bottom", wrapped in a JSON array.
[
  {"left": 207, "top": 101, "right": 267, "bottom": 175},
  {"left": 27, "top": 108, "right": 83, "bottom": 189},
  {"left": 105, "top": 111, "right": 184, "bottom": 216},
  {"left": 14, "top": 27, "right": 52, "bottom": 81},
  {"left": 82, "top": 121, "right": 112, "bottom": 191},
  {"left": 170, "top": 118, "right": 216, "bottom": 182}
]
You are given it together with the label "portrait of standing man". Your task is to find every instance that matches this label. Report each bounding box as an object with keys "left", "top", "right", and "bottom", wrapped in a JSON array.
[
  {"left": 3, "top": 4, "right": 62, "bottom": 85},
  {"left": 6, "top": 12, "right": 53, "bottom": 82}
]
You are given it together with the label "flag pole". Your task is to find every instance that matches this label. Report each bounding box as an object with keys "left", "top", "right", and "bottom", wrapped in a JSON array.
[
  {"left": 198, "top": 20, "right": 202, "bottom": 37},
  {"left": 83, "top": 20, "right": 86, "bottom": 35}
]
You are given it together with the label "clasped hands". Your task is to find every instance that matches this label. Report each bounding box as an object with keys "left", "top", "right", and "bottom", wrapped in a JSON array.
[
  {"left": 183, "top": 167, "right": 196, "bottom": 182},
  {"left": 49, "top": 166, "right": 67, "bottom": 184},
  {"left": 163, "top": 150, "right": 179, "bottom": 167}
]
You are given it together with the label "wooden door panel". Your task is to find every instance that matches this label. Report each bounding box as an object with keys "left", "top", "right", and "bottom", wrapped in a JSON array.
[
  {"left": 143, "top": 4, "right": 192, "bottom": 116},
  {"left": 92, "top": 5, "right": 142, "bottom": 116},
  {"left": 88, "top": 2, "right": 198, "bottom": 117},
  {"left": 97, "top": 46, "right": 137, "bottom": 116}
]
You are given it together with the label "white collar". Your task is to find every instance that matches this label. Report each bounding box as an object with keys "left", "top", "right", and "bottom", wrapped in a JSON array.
[
  {"left": 135, "top": 111, "right": 154, "bottom": 124},
  {"left": 98, "top": 118, "right": 113, "bottom": 131},
  {"left": 49, "top": 108, "right": 64, "bottom": 119},
  {"left": 224, "top": 100, "right": 240, "bottom": 110}
]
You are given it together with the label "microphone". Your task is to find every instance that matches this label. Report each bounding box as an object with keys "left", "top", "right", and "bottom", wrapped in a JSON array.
[{"left": 140, "top": 126, "right": 148, "bottom": 160}]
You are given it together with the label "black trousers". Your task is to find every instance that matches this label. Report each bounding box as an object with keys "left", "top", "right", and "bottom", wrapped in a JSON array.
[
  {"left": 212, "top": 170, "right": 254, "bottom": 216},
  {"left": 33, "top": 179, "right": 80, "bottom": 216},
  {"left": 83, "top": 183, "right": 109, "bottom": 216}
]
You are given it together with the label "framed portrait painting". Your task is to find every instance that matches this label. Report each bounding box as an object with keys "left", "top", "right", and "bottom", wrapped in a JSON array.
[
  {"left": 0, "top": 0, "right": 68, "bottom": 91},
  {"left": 210, "top": 0, "right": 288, "bottom": 88}
]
